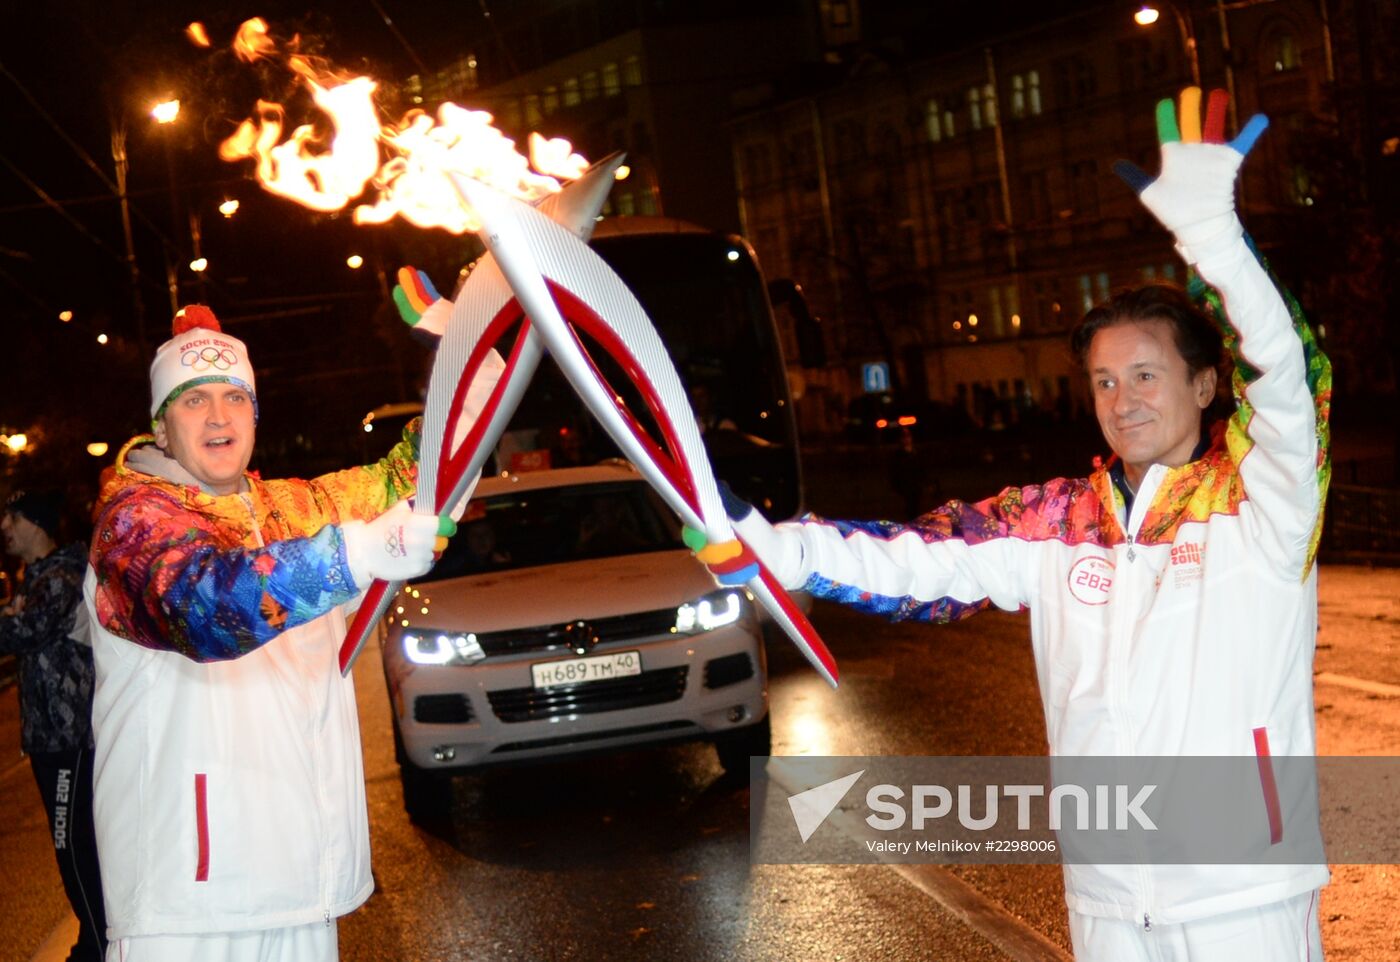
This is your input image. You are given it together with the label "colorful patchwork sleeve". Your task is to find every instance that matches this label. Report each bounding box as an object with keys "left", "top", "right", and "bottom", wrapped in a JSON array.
[
  {"left": 92, "top": 489, "right": 361, "bottom": 662},
  {"left": 305, "top": 416, "right": 422, "bottom": 523},
  {"left": 783, "top": 479, "right": 1097, "bottom": 622},
  {"left": 1189, "top": 233, "right": 1331, "bottom": 576}
]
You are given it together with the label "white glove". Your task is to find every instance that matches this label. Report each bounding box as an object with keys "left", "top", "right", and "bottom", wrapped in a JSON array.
[
  {"left": 1112, "top": 87, "right": 1269, "bottom": 263},
  {"left": 715, "top": 484, "right": 807, "bottom": 590},
  {"left": 342, "top": 501, "right": 447, "bottom": 589}
]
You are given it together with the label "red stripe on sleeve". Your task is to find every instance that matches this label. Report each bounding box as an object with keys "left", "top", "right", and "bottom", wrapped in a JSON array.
[
  {"left": 194, "top": 772, "right": 210, "bottom": 881},
  {"left": 1252, "top": 727, "right": 1284, "bottom": 845}
]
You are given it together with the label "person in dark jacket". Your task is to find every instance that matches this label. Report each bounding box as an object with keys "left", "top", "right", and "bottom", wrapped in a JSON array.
[{"left": 0, "top": 489, "right": 106, "bottom": 961}]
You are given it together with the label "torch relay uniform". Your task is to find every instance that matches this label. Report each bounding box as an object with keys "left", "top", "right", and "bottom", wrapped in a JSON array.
[
  {"left": 83, "top": 426, "right": 418, "bottom": 952},
  {"left": 731, "top": 105, "right": 1331, "bottom": 957}
]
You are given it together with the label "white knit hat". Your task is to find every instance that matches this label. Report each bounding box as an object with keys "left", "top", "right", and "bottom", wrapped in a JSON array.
[{"left": 149, "top": 305, "right": 259, "bottom": 427}]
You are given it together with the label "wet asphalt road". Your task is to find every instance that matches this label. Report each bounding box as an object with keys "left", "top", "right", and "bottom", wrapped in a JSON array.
[
  {"left": 3, "top": 567, "right": 1397, "bottom": 962},
  {"left": 338, "top": 601, "right": 1062, "bottom": 962}
]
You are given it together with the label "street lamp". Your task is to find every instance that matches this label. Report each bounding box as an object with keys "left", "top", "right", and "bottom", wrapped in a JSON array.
[
  {"left": 151, "top": 99, "right": 180, "bottom": 125},
  {"left": 1134, "top": 3, "right": 1200, "bottom": 87},
  {"left": 151, "top": 98, "right": 185, "bottom": 313}
]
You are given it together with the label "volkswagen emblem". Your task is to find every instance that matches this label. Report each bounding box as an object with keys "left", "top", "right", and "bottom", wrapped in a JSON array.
[{"left": 563, "top": 619, "right": 600, "bottom": 655}]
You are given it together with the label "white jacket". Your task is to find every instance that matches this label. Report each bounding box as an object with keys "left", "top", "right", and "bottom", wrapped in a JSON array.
[
  {"left": 739, "top": 228, "right": 1331, "bottom": 924},
  {"left": 85, "top": 587, "right": 371, "bottom": 937},
  {"left": 82, "top": 432, "right": 423, "bottom": 938}
]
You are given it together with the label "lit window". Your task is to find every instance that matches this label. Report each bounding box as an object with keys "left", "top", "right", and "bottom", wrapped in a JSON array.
[
  {"left": 969, "top": 87, "right": 982, "bottom": 130},
  {"left": 925, "top": 98, "right": 942, "bottom": 142},
  {"left": 582, "top": 70, "right": 599, "bottom": 100},
  {"left": 983, "top": 84, "right": 998, "bottom": 126},
  {"left": 617, "top": 192, "right": 635, "bottom": 216},
  {"left": 623, "top": 56, "right": 643, "bottom": 87},
  {"left": 1272, "top": 31, "right": 1301, "bottom": 71},
  {"left": 1011, "top": 75, "right": 1025, "bottom": 119},
  {"left": 542, "top": 85, "right": 559, "bottom": 115},
  {"left": 1028, "top": 70, "right": 1042, "bottom": 115},
  {"left": 603, "top": 63, "right": 621, "bottom": 97},
  {"left": 501, "top": 99, "right": 522, "bottom": 130},
  {"left": 1078, "top": 274, "right": 1094, "bottom": 313},
  {"left": 563, "top": 77, "right": 580, "bottom": 107}
]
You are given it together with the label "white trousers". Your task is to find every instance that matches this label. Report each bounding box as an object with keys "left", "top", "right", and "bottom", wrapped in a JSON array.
[
  {"left": 108, "top": 921, "right": 337, "bottom": 962},
  {"left": 1070, "top": 890, "right": 1323, "bottom": 962}
]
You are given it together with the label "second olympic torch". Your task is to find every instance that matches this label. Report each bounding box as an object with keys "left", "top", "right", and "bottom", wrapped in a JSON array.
[{"left": 444, "top": 171, "right": 839, "bottom": 688}]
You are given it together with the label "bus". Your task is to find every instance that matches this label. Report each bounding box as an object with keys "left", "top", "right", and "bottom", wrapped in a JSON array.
[{"left": 363, "top": 216, "right": 808, "bottom": 521}]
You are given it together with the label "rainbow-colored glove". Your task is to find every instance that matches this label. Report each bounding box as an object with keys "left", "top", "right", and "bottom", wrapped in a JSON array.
[
  {"left": 393, "top": 266, "right": 453, "bottom": 338},
  {"left": 682, "top": 482, "right": 804, "bottom": 589},
  {"left": 1113, "top": 87, "right": 1269, "bottom": 263}
]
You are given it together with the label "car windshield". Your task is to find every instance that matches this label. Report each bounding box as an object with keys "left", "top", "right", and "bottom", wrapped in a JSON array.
[{"left": 419, "top": 480, "right": 684, "bottom": 583}]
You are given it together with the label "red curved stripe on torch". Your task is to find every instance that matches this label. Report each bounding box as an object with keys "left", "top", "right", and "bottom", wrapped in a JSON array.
[
  {"left": 338, "top": 578, "right": 394, "bottom": 674},
  {"left": 757, "top": 562, "right": 839, "bottom": 683},
  {"left": 436, "top": 304, "right": 531, "bottom": 507},
  {"left": 542, "top": 282, "right": 836, "bottom": 685},
  {"left": 340, "top": 300, "right": 532, "bottom": 674},
  {"left": 546, "top": 281, "right": 698, "bottom": 510}
]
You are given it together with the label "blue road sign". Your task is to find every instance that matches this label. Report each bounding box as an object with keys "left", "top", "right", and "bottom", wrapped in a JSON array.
[{"left": 862, "top": 362, "right": 890, "bottom": 394}]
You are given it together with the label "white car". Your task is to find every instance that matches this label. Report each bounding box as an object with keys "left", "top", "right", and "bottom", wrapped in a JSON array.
[{"left": 381, "top": 462, "right": 770, "bottom": 818}]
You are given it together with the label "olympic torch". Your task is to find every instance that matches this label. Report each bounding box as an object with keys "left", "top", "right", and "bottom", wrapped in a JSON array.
[
  {"left": 338, "top": 155, "right": 625, "bottom": 672},
  {"left": 442, "top": 173, "right": 839, "bottom": 688}
]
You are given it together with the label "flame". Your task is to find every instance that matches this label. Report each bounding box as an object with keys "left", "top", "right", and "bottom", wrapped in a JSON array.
[
  {"left": 234, "top": 17, "right": 276, "bottom": 63},
  {"left": 221, "top": 80, "right": 381, "bottom": 212},
  {"left": 186, "top": 22, "right": 211, "bottom": 48},
  {"left": 219, "top": 19, "right": 591, "bottom": 234},
  {"left": 528, "top": 133, "right": 589, "bottom": 181},
  {"left": 355, "top": 104, "right": 576, "bottom": 233}
]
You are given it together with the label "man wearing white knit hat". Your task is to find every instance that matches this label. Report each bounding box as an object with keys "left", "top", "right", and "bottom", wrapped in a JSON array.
[{"left": 84, "top": 305, "right": 497, "bottom": 962}]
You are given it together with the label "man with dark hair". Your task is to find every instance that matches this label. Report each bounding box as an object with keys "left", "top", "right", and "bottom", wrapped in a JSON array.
[
  {"left": 1, "top": 490, "right": 107, "bottom": 961},
  {"left": 720, "top": 90, "right": 1331, "bottom": 958}
]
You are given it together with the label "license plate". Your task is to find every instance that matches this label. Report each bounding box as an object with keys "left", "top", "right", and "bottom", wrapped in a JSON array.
[{"left": 531, "top": 650, "right": 642, "bottom": 689}]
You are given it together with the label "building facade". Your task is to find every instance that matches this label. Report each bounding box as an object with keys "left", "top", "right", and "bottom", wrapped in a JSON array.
[{"left": 731, "top": 0, "right": 1345, "bottom": 437}]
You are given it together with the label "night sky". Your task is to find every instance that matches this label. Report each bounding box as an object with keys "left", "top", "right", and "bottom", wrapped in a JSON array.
[{"left": 0, "top": 2, "right": 505, "bottom": 468}]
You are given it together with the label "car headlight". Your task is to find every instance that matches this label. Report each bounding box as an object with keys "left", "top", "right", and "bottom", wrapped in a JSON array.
[
  {"left": 675, "top": 589, "right": 748, "bottom": 633},
  {"left": 401, "top": 630, "right": 486, "bottom": 666}
]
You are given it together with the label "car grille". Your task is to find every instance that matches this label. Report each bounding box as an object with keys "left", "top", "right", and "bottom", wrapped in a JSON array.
[
  {"left": 413, "top": 693, "right": 474, "bottom": 724},
  {"left": 487, "top": 665, "right": 689, "bottom": 723},
  {"left": 474, "top": 607, "right": 678, "bottom": 657}
]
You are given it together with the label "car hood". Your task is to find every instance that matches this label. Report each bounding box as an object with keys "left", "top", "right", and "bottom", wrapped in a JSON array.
[{"left": 400, "top": 549, "right": 717, "bottom": 633}]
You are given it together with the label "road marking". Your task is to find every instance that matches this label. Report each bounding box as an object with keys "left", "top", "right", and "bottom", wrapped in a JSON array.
[
  {"left": 766, "top": 762, "right": 1072, "bottom": 962},
  {"left": 1316, "top": 672, "right": 1400, "bottom": 698},
  {"left": 27, "top": 915, "right": 76, "bottom": 962}
]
